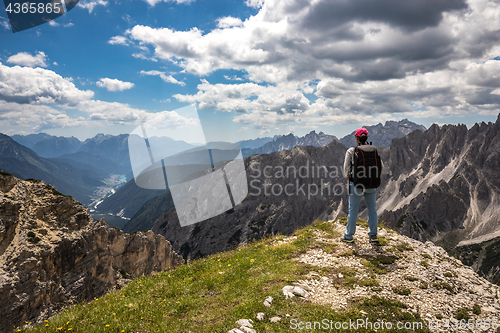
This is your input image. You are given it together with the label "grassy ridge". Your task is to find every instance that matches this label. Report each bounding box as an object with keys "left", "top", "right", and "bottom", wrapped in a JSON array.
[{"left": 19, "top": 220, "right": 427, "bottom": 333}]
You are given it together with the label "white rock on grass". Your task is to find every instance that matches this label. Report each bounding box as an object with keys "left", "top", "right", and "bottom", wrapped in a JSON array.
[
  {"left": 283, "top": 287, "right": 295, "bottom": 299},
  {"left": 282, "top": 285, "right": 309, "bottom": 298},
  {"left": 292, "top": 282, "right": 311, "bottom": 291},
  {"left": 239, "top": 327, "right": 256, "bottom": 333},
  {"left": 270, "top": 316, "right": 281, "bottom": 323},
  {"left": 236, "top": 319, "right": 253, "bottom": 328},
  {"left": 227, "top": 329, "right": 244, "bottom": 333},
  {"left": 263, "top": 296, "right": 273, "bottom": 307},
  {"left": 256, "top": 312, "right": 265, "bottom": 321}
]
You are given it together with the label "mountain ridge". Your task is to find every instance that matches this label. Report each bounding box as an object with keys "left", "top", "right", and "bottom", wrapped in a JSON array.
[
  {"left": 0, "top": 133, "right": 103, "bottom": 205},
  {"left": 0, "top": 173, "right": 183, "bottom": 332},
  {"left": 339, "top": 118, "right": 427, "bottom": 148},
  {"left": 255, "top": 130, "right": 337, "bottom": 155}
]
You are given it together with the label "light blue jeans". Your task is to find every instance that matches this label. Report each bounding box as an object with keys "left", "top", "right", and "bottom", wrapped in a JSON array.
[{"left": 344, "top": 182, "right": 378, "bottom": 239}]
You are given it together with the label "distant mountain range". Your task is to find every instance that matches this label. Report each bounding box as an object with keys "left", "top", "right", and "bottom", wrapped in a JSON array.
[
  {"left": 236, "top": 135, "right": 281, "bottom": 149},
  {"left": 239, "top": 119, "right": 425, "bottom": 157},
  {"left": 339, "top": 119, "right": 427, "bottom": 148},
  {"left": 10, "top": 133, "right": 54, "bottom": 149},
  {"left": 0, "top": 134, "right": 102, "bottom": 205},
  {"left": 2, "top": 133, "right": 198, "bottom": 208},
  {"left": 255, "top": 130, "right": 338, "bottom": 155},
  {"left": 3, "top": 119, "right": 425, "bottom": 220},
  {"left": 132, "top": 115, "right": 500, "bottom": 273}
]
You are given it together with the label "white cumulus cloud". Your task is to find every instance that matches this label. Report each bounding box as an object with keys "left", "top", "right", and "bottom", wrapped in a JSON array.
[
  {"left": 0, "top": 62, "right": 94, "bottom": 105},
  {"left": 78, "top": 0, "right": 108, "bottom": 13},
  {"left": 108, "top": 36, "right": 129, "bottom": 45},
  {"left": 140, "top": 70, "right": 185, "bottom": 86},
  {"left": 217, "top": 16, "right": 243, "bottom": 29},
  {"left": 7, "top": 51, "right": 48, "bottom": 68},
  {"left": 245, "top": 0, "right": 264, "bottom": 9},
  {"left": 96, "top": 78, "right": 135, "bottom": 92},
  {"left": 141, "top": 0, "right": 194, "bottom": 7},
  {"left": 118, "top": 0, "right": 500, "bottom": 130}
]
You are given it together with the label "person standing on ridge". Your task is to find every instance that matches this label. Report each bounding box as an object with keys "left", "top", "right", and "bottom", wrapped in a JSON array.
[{"left": 341, "top": 127, "right": 383, "bottom": 244}]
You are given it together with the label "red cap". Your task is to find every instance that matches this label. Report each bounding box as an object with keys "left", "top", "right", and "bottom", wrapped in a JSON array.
[{"left": 355, "top": 127, "right": 368, "bottom": 137}]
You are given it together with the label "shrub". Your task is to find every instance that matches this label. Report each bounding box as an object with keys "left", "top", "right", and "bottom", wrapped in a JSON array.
[
  {"left": 419, "top": 281, "right": 429, "bottom": 289},
  {"left": 455, "top": 308, "right": 470, "bottom": 320},
  {"left": 403, "top": 275, "right": 419, "bottom": 282},
  {"left": 28, "top": 236, "right": 41, "bottom": 244},
  {"left": 433, "top": 282, "right": 453, "bottom": 292},
  {"left": 420, "top": 261, "right": 429, "bottom": 268},
  {"left": 394, "top": 242, "right": 414, "bottom": 252},
  {"left": 118, "top": 269, "right": 128, "bottom": 279},
  {"left": 473, "top": 303, "right": 481, "bottom": 315},
  {"left": 26, "top": 178, "right": 42, "bottom": 183},
  {"left": 393, "top": 286, "right": 411, "bottom": 295}
]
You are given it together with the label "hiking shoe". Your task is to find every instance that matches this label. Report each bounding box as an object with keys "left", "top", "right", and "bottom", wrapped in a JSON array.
[
  {"left": 369, "top": 235, "right": 379, "bottom": 243},
  {"left": 340, "top": 236, "right": 354, "bottom": 243}
]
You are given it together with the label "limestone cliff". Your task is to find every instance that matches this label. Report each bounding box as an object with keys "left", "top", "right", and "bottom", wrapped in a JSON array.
[{"left": 0, "top": 173, "right": 183, "bottom": 333}]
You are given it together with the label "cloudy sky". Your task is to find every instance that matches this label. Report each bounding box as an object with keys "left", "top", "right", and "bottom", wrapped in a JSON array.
[{"left": 1, "top": 0, "right": 499, "bottom": 143}]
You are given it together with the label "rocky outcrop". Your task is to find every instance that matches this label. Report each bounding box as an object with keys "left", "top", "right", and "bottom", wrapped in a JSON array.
[
  {"left": 225, "top": 219, "right": 500, "bottom": 333},
  {"left": 292, "top": 220, "right": 500, "bottom": 332},
  {"left": 452, "top": 236, "right": 500, "bottom": 286},
  {"left": 0, "top": 174, "right": 183, "bottom": 333},
  {"left": 378, "top": 114, "right": 500, "bottom": 247}
]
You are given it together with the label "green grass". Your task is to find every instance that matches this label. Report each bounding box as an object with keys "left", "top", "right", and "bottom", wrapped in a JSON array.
[
  {"left": 360, "top": 255, "right": 396, "bottom": 275},
  {"left": 394, "top": 242, "right": 414, "bottom": 252},
  {"left": 432, "top": 282, "right": 453, "bottom": 293},
  {"left": 19, "top": 220, "right": 428, "bottom": 333}
]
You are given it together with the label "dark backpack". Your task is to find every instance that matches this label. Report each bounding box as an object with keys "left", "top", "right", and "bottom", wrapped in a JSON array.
[{"left": 351, "top": 144, "right": 382, "bottom": 189}]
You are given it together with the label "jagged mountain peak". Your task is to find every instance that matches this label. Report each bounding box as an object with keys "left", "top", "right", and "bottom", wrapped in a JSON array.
[
  {"left": 86, "top": 133, "right": 114, "bottom": 144},
  {"left": 339, "top": 119, "right": 426, "bottom": 148},
  {"left": 255, "top": 130, "right": 337, "bottom": 154},
  {"left": 379, "top": 116, "right": 500, "bottom": 248}
]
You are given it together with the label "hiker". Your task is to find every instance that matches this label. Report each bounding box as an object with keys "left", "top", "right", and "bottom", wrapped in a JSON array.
[{"left": 341, "top": 127, "right": 383, "bottom": 244}]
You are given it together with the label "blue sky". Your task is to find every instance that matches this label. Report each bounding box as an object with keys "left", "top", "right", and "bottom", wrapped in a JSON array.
[{"left": 1, "top": 0, "right": 500, "bottom": 144}]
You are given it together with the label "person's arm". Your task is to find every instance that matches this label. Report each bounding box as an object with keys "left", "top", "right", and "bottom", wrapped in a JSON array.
[{"left": 344, "top": 148, "right": 354, "bottom": 179}]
